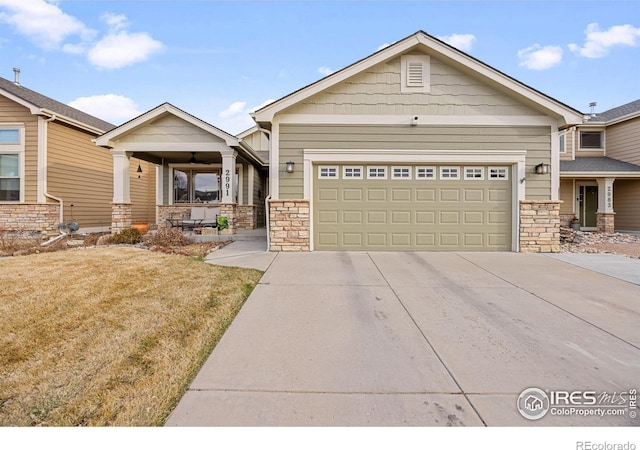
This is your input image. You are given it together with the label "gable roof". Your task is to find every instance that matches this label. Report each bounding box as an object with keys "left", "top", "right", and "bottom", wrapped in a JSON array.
[
  {"left": 0, "top": 76, "right": 115, "bottom": 133},
  {"left": 252, "top": 30, "right": 584, "bottom": 126},
  {"left": 560, "top": 157, "right": 640, "bottom": 173},
  {"left": 592, "top": 99, "right": 640, "bottom": 124}
]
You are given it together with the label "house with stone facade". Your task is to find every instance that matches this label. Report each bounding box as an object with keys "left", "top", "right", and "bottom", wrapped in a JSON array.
[
  {"left": 0, "top": 75, "right": 156, "bottom": 239},
  {"left": 251, "top": 30, "right": 586, "bottom": 252},
  {"left": 559, "top": 99, "right": 640, "bottom": 233}
]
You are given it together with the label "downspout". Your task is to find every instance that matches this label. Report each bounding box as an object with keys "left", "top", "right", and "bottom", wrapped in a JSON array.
[
  {"left": 40, "top": 114, "right": 67, "bottom": 247},
  {"left": 255, "top": 126, "right": 272, "bottom": 252}
]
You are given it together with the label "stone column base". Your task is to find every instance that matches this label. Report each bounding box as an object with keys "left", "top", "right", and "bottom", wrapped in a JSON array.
[
  {"left": 519, "top": 200, "right": 561, "bottom": 253},
  {"left": 219, "top": 203, "right": 236, "bottom": 234},
  {"left": 269, "top": 199, "right": 310, "bottom": 251},
  {"left": 596, "top": 212, "right": 615, "bottom": 233},
  {"left": 236, "top": 205, "right": 256, "bottom": 230},
  {"left": 111, "top": 203, "right": 132, "bottom": 234}
]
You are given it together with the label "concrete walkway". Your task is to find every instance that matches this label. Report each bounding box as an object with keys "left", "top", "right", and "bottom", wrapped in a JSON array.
[
  {"left": 546, "top": 252, "right": 640, "bottom": 285},
  {"left": 166, "top": 251, "right": 640, "bottom": 426}
]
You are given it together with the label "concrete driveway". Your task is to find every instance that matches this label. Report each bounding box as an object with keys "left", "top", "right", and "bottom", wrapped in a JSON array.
[{"left": 166, "top": 251, "right": 640, "bottom": 426}]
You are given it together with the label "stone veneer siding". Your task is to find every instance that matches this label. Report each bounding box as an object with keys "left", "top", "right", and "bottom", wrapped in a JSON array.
[
  {"left": 596, "top": 212, "right": 615, "bottom": 233},
  {"left": 236, "top": 205, "right": 256, "bottom": 230},
  {"left": 0, "top": 203, "right": 60, "bottom": 239},
  {"left": 269, "top": 199, "right": 310, "bottom": 251},
  {"left": 519, "top": 200, "right": 561, "bottom": 253},
  {"left": 111, "top": 203, "right": 132, "bottom": 234}
]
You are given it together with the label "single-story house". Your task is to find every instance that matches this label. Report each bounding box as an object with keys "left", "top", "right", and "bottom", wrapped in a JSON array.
[
  {"left": 0, "top": 73, "right": 156, "bottom": 239},
  {"left": 251, "top": 30, "right": 586, "bottom": 252},
  {"left": 559, "top": 99, "right": 640, "bottom": 232}
]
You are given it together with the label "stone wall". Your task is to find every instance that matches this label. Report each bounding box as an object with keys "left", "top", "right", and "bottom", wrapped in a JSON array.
[
  {"left": 519, "top": 200, "right": 561, "bottom": 253},
  {"left": 111, "top": 203, "right": 132, "bottom": 234},
  {"left": 236, "top": 205, "right": 256, "bottom": 230},
  {"left": 0, "top": 203, "right": 60, "bottom": 239},
  {"left": 597, "top": 212, "right": 615, "bottom": 233},
  {"left": 559, "top": 214, "right": 575, "bottom": 228},
  {"left": 269, "top": 199, "right": 310, "bottom": 251}
]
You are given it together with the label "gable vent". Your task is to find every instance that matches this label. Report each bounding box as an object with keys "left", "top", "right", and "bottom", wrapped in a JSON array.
[{"left": 406, "top": 61, "right": 423, "bottom": 87}]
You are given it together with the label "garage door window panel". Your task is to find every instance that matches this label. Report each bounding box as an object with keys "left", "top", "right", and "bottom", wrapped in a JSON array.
[
  {"left": 343, "top": 166, "right": 363, "bottom": 179},
  {"left": 440, "top": 167, "right": 460, "bottom": 180},
  {"left": 392, "top": 166, "right": 412, "bottom": 180},
  {"left": 367, "top": 166, "right": 387, "bottom": 179},
  {"left": 416, "top": 166, "right": 436, "bottom": 179},
  {"left": 319, "top": 166, "right": 338, "bottom": 179},
  {"left": 464, "top": 167, "right": 484, "bottom": 180},
  {"left": 489, "top": 167, "right": 509, "bottom": 180}
]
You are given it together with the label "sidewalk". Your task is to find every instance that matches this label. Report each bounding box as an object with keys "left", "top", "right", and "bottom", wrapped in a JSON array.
[
  {"left": 204, "top": 229, "right": 276, "bottom": 271},
  {"left": 545, "top": 252, "right": 640, "bottom": 285}
]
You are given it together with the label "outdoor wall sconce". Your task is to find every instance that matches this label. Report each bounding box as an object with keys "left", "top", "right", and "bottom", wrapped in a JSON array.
[
  {"left": 534, "top": 163, "right": 550, "bottom": 175},
  {"left": 285, "top": 161, "right": 295, "bottom": 173},
  {"left": 136, "top": 164, "right": 142, "bottom": 178}
]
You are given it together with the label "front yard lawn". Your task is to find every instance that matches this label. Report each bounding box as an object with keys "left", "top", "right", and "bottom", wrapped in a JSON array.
[{"left": 0, "top": 247, "right": 262, "bottom": 426}]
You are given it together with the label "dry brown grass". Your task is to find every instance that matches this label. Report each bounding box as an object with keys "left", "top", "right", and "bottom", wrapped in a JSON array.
[{"left": 0, "top": 247, "right": 262, "bottom": 426}]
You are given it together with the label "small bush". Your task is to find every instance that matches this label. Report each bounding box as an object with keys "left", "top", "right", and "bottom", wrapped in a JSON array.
[
  {"left": 110, "top": 228, "right": 142, "bottom": 245},
  {"left": 143, "top": 228, "right": 193, "bottom": 247},
  {"left": 217, "top": 216, "right": 228, "bottom": 231}
]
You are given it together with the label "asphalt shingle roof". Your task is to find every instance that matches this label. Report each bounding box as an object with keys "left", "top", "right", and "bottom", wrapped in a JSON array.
[
  {"left": 560, "top": 157, "right": 640, "bottom": 172},
  {"left": 590, "top": 99, "right": 640, "bottom": 122},
  {"left": 0, "top": 77, "right": 115, "bottom": 133}
]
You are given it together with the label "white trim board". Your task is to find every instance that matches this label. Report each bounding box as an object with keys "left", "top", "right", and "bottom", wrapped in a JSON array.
[{"left": 277, "top": 114, "right": 557, "bottom": 127}]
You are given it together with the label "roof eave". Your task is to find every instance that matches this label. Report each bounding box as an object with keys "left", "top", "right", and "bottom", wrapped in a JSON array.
[{"left": 560, "top": 171, "right": 640, "bottom": 178}]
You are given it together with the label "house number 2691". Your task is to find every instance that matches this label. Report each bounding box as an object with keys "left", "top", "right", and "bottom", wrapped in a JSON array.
[{"left": 224, "top": 169, "right": 231, "bottom": 197}]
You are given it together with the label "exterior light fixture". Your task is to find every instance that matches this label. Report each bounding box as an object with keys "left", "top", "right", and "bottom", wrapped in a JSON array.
[
  {"left": 285, "top": 161, "right": 295, "bottom": 173},
  {"left": 534, "top": 163, "right": 550, "bottom": 175},
  {"left": 137, "top": 164, "right": 142, "bottom": 178}
]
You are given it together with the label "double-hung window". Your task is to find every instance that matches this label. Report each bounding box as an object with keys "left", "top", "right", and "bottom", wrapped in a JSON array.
[{"left": 0, "top": 127, "right": 23, "bottom": 202}]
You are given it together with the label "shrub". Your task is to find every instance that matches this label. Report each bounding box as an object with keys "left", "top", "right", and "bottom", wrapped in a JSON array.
[
  {"left": 217, "top": 216, "right": 228, "bottom": 231},
  {"left": 143, "top": 228, "right": 193, "bottom": 247},
  {"left": 110, "top": 228, "right": 142, "bottom": 245}
]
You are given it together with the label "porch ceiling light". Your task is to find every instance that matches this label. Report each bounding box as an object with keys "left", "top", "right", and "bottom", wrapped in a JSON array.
[
  {"left": 534, "top": 163, "right": 550, "bottom": 175},
  {"left": 285, "top": 161, "right": 295, "bottom": 173}
]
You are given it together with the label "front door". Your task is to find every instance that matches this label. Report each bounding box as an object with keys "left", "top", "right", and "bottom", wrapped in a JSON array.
[{"left": 578, "top": 185, "right": 598, "bottom": 228}]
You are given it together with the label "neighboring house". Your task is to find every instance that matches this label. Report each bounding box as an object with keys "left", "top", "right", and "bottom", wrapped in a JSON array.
[
  {"left": 559, "top": 99, "right": 640, "bottom": 232},
  {"left": 252, "top": 30, "right": 584, "bottom": 252},
  {"left": 94, "top": 103, "right": 268, "bottom": 234},
  {"left": 0, "top": 74, "right": 156, "bottom": 238}
]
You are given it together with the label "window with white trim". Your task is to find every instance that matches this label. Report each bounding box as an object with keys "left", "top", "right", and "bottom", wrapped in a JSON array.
[
  {"left": 319, "top": 166, "right": 338, "bottom": 179},
  {"left": 464, "top": 167, "right": 484, "bottom": 180},
  {"left": 416, "top": 166, "right": 436, "bottom": 179},
  {"left": 392, "top": 166, "right": 412, "bottom": 179},
  {"left": 343, "top": 166, "right": 363, "bottom": 179},
  {"left": 440, "top": 166, "right": 460, "bottom": 180},
  {"left": 488, "top": 167, "right": 509, "bottom": 180},
  {"left": 0, "top": 126, "right": 23, "bottom": 202},
  {"left": 367, "top": 166, "right": 387, "bottom": 179},
  {"left": 559, "top": 133, "right": 566, "bottom": 154},
  {"left": 579, "top": 131, "right": 603, "bottom": 149}
]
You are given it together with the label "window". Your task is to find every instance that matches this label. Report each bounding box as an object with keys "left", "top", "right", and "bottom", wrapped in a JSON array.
[
  {"left": 0, "top": 129, "right": 19, "bottom": 144},
  {"left": 0, "top": 154, "right": 20, "bottom": 201},
  {"left": 559, "top": 133, "right": 566, "bottom": 154},
  {"left": 392, "top": 166, "right": 412, "bottom": 179},
  {"left": 464, "top": 167, "right": 484, "bottom": 180},
  {"left": 488, "top": 167, "right": 509, "bottom": 180},
  {"left": 174, "top": 169, "right": 231, "bottom": 204},
  {"left": 367, "top": 166, "right": 387, "bottom": 179},
  {"left": 401, "top": 55, "right": 430, "bottom": 93},
  {"left": 440, "top": 166, "right": 460, "bottom": 180},
  {"left": 319, "top": 166, "right": 338, "bottom": 179},
  {"left": 580, "top": 131, "right": 603, "bottom": 149},
  {"left": 416, "top": 166, "right": 436, "bottom": 179},
  {"left": 343, "top": 166, "right": 363, "bottom": 179}
]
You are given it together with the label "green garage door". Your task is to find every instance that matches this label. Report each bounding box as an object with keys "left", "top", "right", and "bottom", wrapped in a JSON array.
[{"left": 313, "top": 164, "right": 512, "bottom": 251}]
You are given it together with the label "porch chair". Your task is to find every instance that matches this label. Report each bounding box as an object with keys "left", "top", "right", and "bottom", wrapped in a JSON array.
[{"left": 182, "top": 207, "right": 219, "bottom": 231}]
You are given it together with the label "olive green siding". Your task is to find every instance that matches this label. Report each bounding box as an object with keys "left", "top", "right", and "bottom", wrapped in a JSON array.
[
  {"left": 279, "top": 124, "right": 551, "bottom": 199},
  {"left": 284, "top": 53, "right": 545, "bottom": 117},
  {"left": 0, "top": 95, "right": 38, "bottom": 202}
]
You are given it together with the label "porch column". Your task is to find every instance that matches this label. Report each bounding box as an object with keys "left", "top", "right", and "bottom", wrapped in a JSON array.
[
  {"left": 221, "top": 151, "right": 237, "bottom": 204},
  {"left": 111, "top": 149, "right": 132, "bottom": 233},
  {"left": 596, "top": 177, "right": 615, "bottom": 232}
]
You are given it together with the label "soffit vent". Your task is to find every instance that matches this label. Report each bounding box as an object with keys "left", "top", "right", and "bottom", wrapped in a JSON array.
[
  {"left": 401, "top": 55, "right": 430, "bottom": 93},
  {"left": 406, "top": 61, "right": 424, "bottom": 87}
]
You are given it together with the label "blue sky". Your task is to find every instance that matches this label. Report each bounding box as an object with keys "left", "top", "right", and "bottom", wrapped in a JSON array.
[{"left": 1, "top": 0, "right": 640, "bottom": 133}]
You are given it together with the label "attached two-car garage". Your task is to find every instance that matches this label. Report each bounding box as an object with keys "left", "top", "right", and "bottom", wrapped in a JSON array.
[{"left": 313, "top": 164, "right": 513, "bottom": 251}]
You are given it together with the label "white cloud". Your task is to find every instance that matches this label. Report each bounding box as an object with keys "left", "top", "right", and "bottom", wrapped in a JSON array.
[
  {"left": 318, "top": 66, "right": 333, "bottom": 76},
  {"left": 517, "top": 44, "right": 563, "bottom": 70},
  {"left": 101, "top": 13, "right": 128, "bottom": 31},
  {"left": 0, "top": 0, "right": 95, "bottom": 49},
  {"left": 87, "top": 30, "right": 164, "bottom": 69},
  {"left": 437, "top": 33, "right": 476, "bottom": 52},
  {"left": 569, "top": 23, "right": 640, "bottom": 58},
  {"left": 68, "top": 94, "right": 141, "bottom": 124},
  {"left": 377, "top": 42, "right": 393, "bottom": 51},
  {"left": 217, "top": 99, "right": 275, "bottom": 134}
]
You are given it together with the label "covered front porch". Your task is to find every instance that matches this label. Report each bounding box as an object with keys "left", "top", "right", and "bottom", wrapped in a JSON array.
[
  {"left": 560, "top": 157, "right": 640, "bottom": 232},
  {"left": 95, "top": 103, "right": 268, "bottom": 235}
]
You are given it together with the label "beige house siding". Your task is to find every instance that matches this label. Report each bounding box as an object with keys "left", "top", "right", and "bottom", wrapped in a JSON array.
[
  {"left": 242, "top": 129, "right": 270, "bottom": 152},
  {"left": 254, "top": 167, "right": 266, "bottom": 227},
  {"left": 605, "top": 118, "right": 640, "bottom": 165},
  {"left": 0, "top": 95, "right": 38, "bottom": 202},
  {"left": 118, "top": 115, "right": 221, "bottom": 144},
  {"left": 613, "top": 179, "right": 640, "bottom": 231},
  {"left": 278, "top": 124, "right": 551, "bottom": 199},
  {"left": 559, "top": 179, "right": 574, "bottom": 215},
  {"left": 284, "top": 53, "right": 545, "bottom": 117},
  {"left": 48, "top": 122, "right": 155, "bottom": 228}
]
